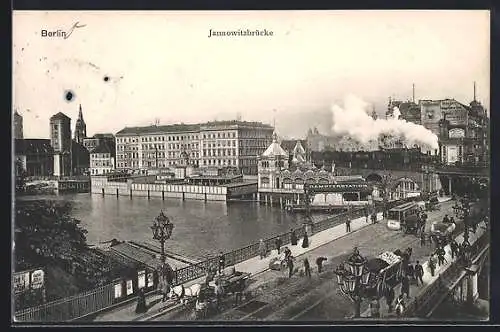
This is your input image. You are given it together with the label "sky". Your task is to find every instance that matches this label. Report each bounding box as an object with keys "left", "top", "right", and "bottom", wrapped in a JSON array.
[{"left": 13, "top": 10, "right": 490, "bottom": 139}]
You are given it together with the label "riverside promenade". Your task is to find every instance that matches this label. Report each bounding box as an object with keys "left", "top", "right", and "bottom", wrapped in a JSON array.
[
  {"left": 93, "top": 210, "right": 386, "bottom": 321},
  {"left": 94, "top": 197, "right": 456, "bottom": 322}
]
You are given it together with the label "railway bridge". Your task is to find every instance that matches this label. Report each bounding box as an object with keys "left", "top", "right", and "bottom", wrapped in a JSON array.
[{"left": 336, "top": 163, "right": 489, "bottom": 198}]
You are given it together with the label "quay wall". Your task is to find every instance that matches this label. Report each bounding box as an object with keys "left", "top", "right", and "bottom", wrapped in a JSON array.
[{"left": 90, "top": 176, "right": 230, "bottom": 202}]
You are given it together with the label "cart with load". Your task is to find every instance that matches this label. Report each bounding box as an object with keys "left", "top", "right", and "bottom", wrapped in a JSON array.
[
  {"left": 362, "top": 251, "right": 405, "bottom": 298},
  {"left": 430, "top": 221, "right": 456, "bottom": 245}
]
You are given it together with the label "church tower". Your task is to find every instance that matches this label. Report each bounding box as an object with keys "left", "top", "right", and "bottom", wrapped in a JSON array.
[{"left": 74, "top": 104, "right": 87, "bottom": 144}]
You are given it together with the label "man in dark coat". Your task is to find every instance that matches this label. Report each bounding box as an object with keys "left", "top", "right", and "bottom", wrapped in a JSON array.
[
  {"left": 371, "top": 213, "right": 377, "bottom": 224},
  {"left": 414, "top": 260, "right": 424, "bottom": 286},
  {"left": 316, "top": 256, "right": 327, "bottom": 274},
  {"left": 284, "top": 247, "right": 292, "bottom": 261},
  {"left": 345, "top": 218, "right": 351, "bottom": 232},
  {"left": 386, "top": 286, "right": 395, "bottom": 313},
  {"left": 287, "top": 256, "right": 294, "bottom": 278},
  {"left": 275, "top": 237, "right": 282, "bottom": 254},
  {"left": 442, "top": 214, "right": 450, "bottom": 224},
  {"left": 290, "top": 229, "right": 298, "bottom": 246},
  {"left": 303, "top": 258, "right": 311, "bottom": 278},
  {"left": 218, "top": 251, "right": 225, "bottom": 274},
  {"left": 401, "top": 275, "right": 410, "bottom": 299}
]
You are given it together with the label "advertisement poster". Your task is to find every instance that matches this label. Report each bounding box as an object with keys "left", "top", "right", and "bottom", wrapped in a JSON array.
[{"left": 138, "top": 270, "right": 146, "bottom": 289}]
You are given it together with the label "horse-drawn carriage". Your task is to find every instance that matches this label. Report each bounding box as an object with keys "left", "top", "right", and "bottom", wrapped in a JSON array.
[
  {"left": 429, "top": 220, "right": 456, "bottom": 246},
  {"left": 195, "top": 266, "right": 251, "bottom": 319},
  {"left": 425, "top": 195, "right": 440, "bottom": 211},
  {"left": 157, "top": 265, "right": 251, "bottom": 319}
]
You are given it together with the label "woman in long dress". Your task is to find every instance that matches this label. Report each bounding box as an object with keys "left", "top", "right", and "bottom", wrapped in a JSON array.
[{"left": 302, "top": 232, "right": 309, "bottom": 248}]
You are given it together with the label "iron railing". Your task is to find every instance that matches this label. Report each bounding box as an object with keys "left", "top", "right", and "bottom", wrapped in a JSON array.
[
  {"left": 404, "top": 230, "right": 489, "bottom": 318},
  {"left": 15, "top": 198, "right": 411, "bottom": 322}
]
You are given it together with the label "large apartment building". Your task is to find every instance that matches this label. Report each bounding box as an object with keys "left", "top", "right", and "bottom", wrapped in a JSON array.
[{"left": 115, "top": 120, "right": 274, "bottom": 175}]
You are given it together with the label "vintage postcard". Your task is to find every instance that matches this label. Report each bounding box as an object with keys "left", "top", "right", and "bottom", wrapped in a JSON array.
[{"left": 12, "top": 10, "right": 490, "bottom": 323}]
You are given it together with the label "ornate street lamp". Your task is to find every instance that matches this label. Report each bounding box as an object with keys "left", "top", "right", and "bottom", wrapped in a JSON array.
[
  {"left": 334, "top": 247, "right": 374, "bottom": 318},
  {"left": 151, "top": 210, "right": 175, "bottom": 264}
]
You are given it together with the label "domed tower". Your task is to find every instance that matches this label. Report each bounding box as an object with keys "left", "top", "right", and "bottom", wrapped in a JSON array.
[
  {"left": 258, "top": 132, "right": 289, "bottom": 189},
  {"left": 74, "top": 104, "right": 87, "bottom": 144}
]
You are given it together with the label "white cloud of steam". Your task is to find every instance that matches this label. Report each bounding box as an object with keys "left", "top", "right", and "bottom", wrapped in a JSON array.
[
  {"left": 330, "top": 94, "right": 439, "bottom": 151},
  {"left": 392, "top": 107, "right": 401, "bottom": 120}
]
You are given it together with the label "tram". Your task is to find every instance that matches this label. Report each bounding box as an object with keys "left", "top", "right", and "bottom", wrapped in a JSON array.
[{"left": 386, "top": 202, "right": 420, "bottom": 231}]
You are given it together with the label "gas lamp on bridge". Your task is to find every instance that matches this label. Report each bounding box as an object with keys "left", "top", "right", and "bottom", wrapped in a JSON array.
[
  {"left": 334, "top": 247, "right": 375, "bottom": 318},
  {"left": 151, "top": 210, "right": 175, "bottom": 264}
]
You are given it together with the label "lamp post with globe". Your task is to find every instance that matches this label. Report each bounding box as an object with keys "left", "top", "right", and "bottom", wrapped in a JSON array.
[
  {"left": 151, "top": 210, "right": 175, "bottom": 283},
  {"left": 334, "top": 247, "right": 375, "bottom": 318}
]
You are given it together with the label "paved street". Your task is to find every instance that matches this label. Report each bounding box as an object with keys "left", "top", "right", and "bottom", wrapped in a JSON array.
[{"left": 150, "top": 199, "right": 458, "bottom": 321}]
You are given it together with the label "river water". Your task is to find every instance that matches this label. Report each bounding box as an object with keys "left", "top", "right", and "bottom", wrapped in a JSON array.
[{"left": 17, "top": 194, "right": 329, "bottom": 261}]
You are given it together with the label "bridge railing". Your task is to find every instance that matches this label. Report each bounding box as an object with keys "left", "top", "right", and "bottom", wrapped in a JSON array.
[
  {"left": 404, "top": 229, "right": 489, "bottom": 318},
  {"left": 15, "top": 197, "right": 413, "bottom": 322}
]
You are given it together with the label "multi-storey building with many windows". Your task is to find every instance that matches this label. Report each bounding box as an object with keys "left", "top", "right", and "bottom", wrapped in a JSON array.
[{"left": 115, "top": 121, "right": 274, "bottom": 175}]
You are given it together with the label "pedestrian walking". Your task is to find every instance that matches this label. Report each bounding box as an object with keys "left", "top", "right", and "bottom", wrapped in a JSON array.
[
  {"left": 287, "top": 256, "right": 294, "bottom": 278},
  {"left": 437, "top": 247, "right": 446, "bottom": 266},
  {"left": 371, "top": 213, "right": 377, "bottom": 224},
  {"left": 365, "top": 208, "right": 369, "bottom": 223},
  {"left": 370, "top": 297, "right": 380, "bottom": 318},
  {"left": 407, "top": 263, "right": 415, "bottom": 282},
  {"left": 449, "top": 240, "right": 456, "bottom": 260},
  {"left": 135, "top": 288, "right": 147, "bottom": 314},
  {"left": 302, "top": 232, "right": 309, "bottom": 248},
  {"left": 284, "top": 247, "right": 292, "bottom": 261},
  {"left": 414, "top": 260, "right": 424, "bottom": 286},
  {"left": 258, "top": 239, "right": 267, "bottom": 259},
  {"left": 386, "top": 286, "right": 395, "bottom": 313},
  {"left": 316, "top": 256, "right": 327, "bottom": 274},
  {"left": 346, "top": 218, "right": 351, "bottom": 233},
  {"left": 429, "top": 254, "right": 436, "bottom": 277},
  {"left": 214, "top": 280, "right": 224, "bottom": 310},
  {"left": 303, "top": 258, "right": 312, "bottom": 278},
  {"left": 420, "top": 232, "right": 426, "bottom": 247},
  {"left": 275, "top": 237, "right": 282, "bottom": 255},
  {"left": 401, "top": 275, "right": 410, "bottom": 299},
  {"left": 218, "top": 251, "right": 225, "bottom": 274},
  {"left": 290, "top": 229, "right": 298, "bottom": 246}
]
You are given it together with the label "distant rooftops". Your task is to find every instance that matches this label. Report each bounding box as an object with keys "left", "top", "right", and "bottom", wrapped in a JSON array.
[
  {"left": 91, "top": 141, "right": 116, "bottom": 155},
  {"left": 116, "top": 120, "right": 273, "bottom": 136},
  {"left": 15, "top": 139, "right": 54, "bottom": 155}
]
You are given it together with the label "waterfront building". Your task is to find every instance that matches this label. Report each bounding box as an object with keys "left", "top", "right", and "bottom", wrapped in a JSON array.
[
  {"left": 50, "top": 112, "right": 72, "bottom": 176},
  {"left": 199, "top": 121, "right": 274, "bottom": 175},
  {"left": 74, "top": 105, "right": 87, "bottom": 144},
  {"left": 14, "top": 139, "right": 54, "bottom": 176},
  {"left": 115, "top": 120, "right": 273, "bottom": 176},
  {"left": 14, "top": 110, "right": 24, "bottom": 139},
  {"left": 90, "top": 141, "right": 116, "bottom": 175},
  {"left": 83, "top": 133, "right": 115, "bottom": 152},
  {"left": 257, "top": 133, "right": 371, "bottom": 209}
]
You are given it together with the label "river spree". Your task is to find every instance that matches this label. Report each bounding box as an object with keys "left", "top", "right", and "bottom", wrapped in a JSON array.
[{"left": 17, "top": 194, "right": 329, "bottom": 261}]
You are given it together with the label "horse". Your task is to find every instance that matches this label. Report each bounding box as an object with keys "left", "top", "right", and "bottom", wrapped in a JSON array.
[{"left": 168, "top": 283, "right": 203, "bottom": 305}]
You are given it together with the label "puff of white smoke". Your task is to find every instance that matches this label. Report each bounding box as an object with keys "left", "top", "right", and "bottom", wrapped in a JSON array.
[{"left": 330, "top": 94, "right": 439, "bottom": 150}]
